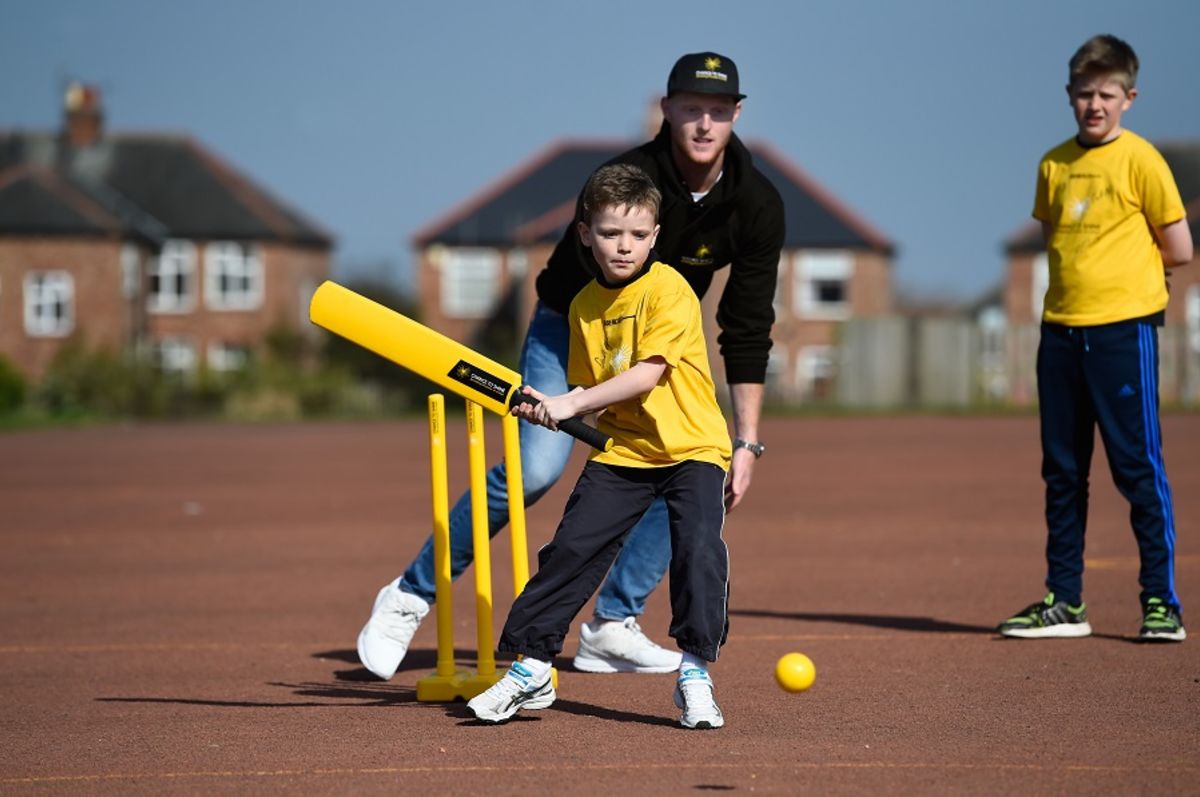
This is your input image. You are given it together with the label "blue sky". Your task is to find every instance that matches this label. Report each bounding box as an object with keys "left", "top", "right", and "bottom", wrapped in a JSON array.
[{"left": 3, "top": 0, "right": 1198, "bottom": 301}]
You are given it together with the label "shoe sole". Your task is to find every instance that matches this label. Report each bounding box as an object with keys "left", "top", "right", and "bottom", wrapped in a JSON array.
[
  {"left": 999, "top": 622, "right": 1093, "bottom": 638},
  {"left": 1139, "top": 629, "right": 1187, "bottom": 642},
  {"left": 469, "top": 689, "right": 556, "bottom": 723}
]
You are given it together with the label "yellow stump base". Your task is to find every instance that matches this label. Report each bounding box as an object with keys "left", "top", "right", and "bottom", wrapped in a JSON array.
[{"left": 415, "top": 667, "right": 559, "bottom": 703}]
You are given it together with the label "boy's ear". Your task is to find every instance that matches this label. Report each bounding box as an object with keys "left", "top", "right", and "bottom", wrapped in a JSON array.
[
  {"left": 1123, "top": 87, "right": 1137, "bottom": 109},
  {"left": 650, "top": 223, "right": 661, "bottom": 249},
  {"left": 577, "top": 220, "right": 592, "bottom": 247}
]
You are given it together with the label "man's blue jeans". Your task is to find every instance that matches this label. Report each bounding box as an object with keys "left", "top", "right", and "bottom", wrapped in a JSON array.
[{"left": 398, "top": 301, "right": 671, "bottom": 620}]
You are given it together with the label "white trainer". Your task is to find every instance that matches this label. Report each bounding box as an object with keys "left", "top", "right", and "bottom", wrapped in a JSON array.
[
  {"left": 467, "top": 661, "right": 557, "bottom": 723},
  {"left": 674, "top": 667, "right": 724, "bottom": 729},
  {"left": 356, "top": 583, "right": 430, "bottom": 680},
  {"left": 572, "top": 616, "right": 683, "bottom": 673}
]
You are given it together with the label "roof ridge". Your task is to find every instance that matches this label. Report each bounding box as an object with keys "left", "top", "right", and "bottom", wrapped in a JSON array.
[
  {"left": 183, "top": 137, "right": 298, "bottom": 240},
  {"left": 0, "top": 165, "right": 125, "bottom": 233},
  {"left": 411, "top": 137, "right": 629, "bottom": 247},
  {"left": 749, "top": 139, "right": 893, "bottom": 253}
]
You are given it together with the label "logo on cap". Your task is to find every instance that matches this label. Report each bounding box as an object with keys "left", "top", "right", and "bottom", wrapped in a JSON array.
[{"left": 695, "top": 57, "right": 729, "bottom": 83}]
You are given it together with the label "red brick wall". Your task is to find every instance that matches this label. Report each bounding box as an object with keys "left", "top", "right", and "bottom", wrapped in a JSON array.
[{"left": 0, "top": 236, "right": 131, "bottom": 380}]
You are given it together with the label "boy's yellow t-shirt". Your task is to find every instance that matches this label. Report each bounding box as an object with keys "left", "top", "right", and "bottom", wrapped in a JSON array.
[
  {"left": 567, "top": 261, "right": 732, "bottom": 471},
  {"left": 1032, "top": 130, "right": 1186, "bottom": 326}
]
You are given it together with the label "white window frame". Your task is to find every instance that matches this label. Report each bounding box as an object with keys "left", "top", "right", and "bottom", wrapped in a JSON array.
[
  {"left": 204, "top": 242, "right": 264, "bottom": 311},
  {"left": 207, "top": 341, "right": 250, "bottom": 372},
  {"left": 155, "top": 336, "right": 196, "bottom": 374},
  {"left": 148, "top": 240, "right": 197, "bottom": 314},
  {"left": 24, "top": 271, "right": 74, "bottom": 337},
  {"left": 440, "top": 248, "right": 501, "bottom": 319},
  {"left": 794, "top": 251, "right": 853, "bottom": 320}
]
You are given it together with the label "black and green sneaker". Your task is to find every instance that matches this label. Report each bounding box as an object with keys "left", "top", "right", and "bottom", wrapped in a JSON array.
[
  {"left": 998, "top": 593, "right": 1092, "bottom": 638},
  {"left": 1139, "top": 598, "right": 1186, "bottom": 642}
]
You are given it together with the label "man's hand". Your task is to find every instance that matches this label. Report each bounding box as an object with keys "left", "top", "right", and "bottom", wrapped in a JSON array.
[{"left": 724, "top": 445, "right": 757, "bottom": 511}]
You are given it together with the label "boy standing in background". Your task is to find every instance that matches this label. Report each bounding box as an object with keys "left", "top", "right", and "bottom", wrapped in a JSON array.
[{"left": 999, "top": 34, "right": 1193, "bottom": 641}]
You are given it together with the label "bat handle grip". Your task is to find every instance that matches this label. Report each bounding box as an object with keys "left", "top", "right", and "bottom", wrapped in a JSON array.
[{"left": 510, "top": 390, "right": 613, "bottom": 452}]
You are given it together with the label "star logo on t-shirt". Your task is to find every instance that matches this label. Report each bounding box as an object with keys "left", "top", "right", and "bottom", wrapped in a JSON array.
[
  {"left": 608, "top": 345, "right": 631, "bottom": 374},
  {"left": 1069, "top": 197, "right": 1090, "bottom": 220}
]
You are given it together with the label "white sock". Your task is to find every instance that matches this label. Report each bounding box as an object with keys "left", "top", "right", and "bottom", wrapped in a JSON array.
[
  {"left": 680, "top": 652, "right": 708, "bottom": 674},
  {"left": 514, "top": 657, "right": 551, "bottom": 681}
]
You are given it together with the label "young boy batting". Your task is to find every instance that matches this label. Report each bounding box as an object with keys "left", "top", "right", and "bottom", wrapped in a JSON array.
[
  {"left": 999, "top": 34, "right": 1194, "bottom": 642},
  {"left": 467, "top": 163, "right": 734, "bottom": 728}
]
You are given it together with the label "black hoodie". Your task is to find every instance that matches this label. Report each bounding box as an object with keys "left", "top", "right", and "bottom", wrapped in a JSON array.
[{"left": 534, "top": 126, "right": 785, "bottom": 384}]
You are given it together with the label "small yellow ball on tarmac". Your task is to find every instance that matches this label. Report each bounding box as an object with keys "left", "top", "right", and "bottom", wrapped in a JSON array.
[{"left": 775, "top": 652, "right": 816, "bottom": 693}]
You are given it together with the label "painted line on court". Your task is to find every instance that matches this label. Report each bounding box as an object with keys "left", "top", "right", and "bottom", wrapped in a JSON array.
[
  {"left": 5, "top": 760, "right": 1197, "bottom": 785},
  {"left": 1087, "top": 553, "right": 1199, "bottom": 571}
]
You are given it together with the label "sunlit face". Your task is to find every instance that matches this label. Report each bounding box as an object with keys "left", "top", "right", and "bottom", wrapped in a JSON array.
[
  {"left": 660, "top": 92, "right": 741, "bottom": 167},
  {"left": 578, "top": 204, "right": 660, "bottom": 283},
  {"left": 1068, "top": 73, "right": 1135, "bottom": 144}
]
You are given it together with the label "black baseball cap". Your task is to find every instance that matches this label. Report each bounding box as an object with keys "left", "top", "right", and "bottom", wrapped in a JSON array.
[{"left": 666, "top": 52, "right": 745, "bottom": 100}]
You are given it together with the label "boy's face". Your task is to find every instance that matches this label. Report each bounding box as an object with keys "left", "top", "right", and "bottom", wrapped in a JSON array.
[
  {"left": 578, "top": 203, "right": 660, "bottom": 283},
  {"left": 1067, "top": 73, "right": 1136, "bottom": 144},
  {"left": 660, "top": 92, "right": 741, "bottom": 168}
]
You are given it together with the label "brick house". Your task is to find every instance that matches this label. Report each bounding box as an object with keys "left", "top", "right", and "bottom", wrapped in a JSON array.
[
  {"left": 0, "top": 84, "right": 333, "bottom": 382},
  {"left": 410, "top": 137, "right": 893, "bottom": 404},
  {"left": 1003, "top": 141, "right": 1200, "bottom": 405}
]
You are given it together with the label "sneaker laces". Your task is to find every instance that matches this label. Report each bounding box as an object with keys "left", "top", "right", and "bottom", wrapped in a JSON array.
[
  {"left": 621, "top": 616, "right": 653, "bottom": 642},
  {"left": 376, "top": 597, "right": 423, "bottom": 638}
]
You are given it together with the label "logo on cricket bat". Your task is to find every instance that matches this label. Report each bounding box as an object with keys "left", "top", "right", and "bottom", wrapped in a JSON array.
[{"left": 448, "top": 360, "right": 512, "bottom": 404}]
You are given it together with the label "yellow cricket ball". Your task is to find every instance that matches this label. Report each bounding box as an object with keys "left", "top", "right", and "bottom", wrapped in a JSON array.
[{"left": 775, "top": 652, "right": 816, "bottom": 693}]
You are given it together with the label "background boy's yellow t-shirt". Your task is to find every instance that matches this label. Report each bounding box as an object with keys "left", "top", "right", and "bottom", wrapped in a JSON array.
[
  {"left": 567, "top": 261, "right": 732, "bottom": 471},
  {"left": 1032, "top": 130, "right": 1186, "bottom": 326}
]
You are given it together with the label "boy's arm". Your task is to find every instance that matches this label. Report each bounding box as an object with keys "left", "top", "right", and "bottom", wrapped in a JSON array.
[
  {"left": 1041, "top": 222, "right": 1053, "bottom": 247},
  {"left": 1154, "top": 218, "right": 1194, "bottom": 268},
  {"left": 513, "top": 357, "right": 668, "bottom": 430}
]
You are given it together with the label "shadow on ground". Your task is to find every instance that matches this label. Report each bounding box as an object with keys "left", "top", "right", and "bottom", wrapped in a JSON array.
[{"left": 730, "top": 608, "right": 995, "bottom": 634}]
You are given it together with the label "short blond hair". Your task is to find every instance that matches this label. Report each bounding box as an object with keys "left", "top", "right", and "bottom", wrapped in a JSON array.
[
  {"left": 1069, "top": 34, "right": 1139, "bottom": 91},
  {"left": 581, "top": 164, "right": 662, "bottom": 224}
]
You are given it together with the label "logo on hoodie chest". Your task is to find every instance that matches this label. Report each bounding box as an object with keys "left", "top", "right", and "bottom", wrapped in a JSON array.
[{"left": 680, "top": 243, "right": 715, "bottom": 267}]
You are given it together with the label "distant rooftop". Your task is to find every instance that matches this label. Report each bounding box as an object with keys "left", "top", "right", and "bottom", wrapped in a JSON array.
[{"left": 413, "top": 137, "right": 893, "bottom": 254}]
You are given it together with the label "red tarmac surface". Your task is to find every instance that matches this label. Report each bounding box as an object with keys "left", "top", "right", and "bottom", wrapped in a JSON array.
[{"left": 2, "top": 414, "right": 1198, "bottom": 794}]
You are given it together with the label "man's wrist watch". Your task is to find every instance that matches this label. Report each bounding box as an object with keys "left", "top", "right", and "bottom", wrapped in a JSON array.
[{"left": 733, "top": 438, "right": 765, "bottom": 458}]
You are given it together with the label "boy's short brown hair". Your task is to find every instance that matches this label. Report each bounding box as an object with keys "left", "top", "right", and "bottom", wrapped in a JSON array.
[
  {"left": 1069, "top": 34, "right": 1139, "bottom": 91},
  {"left": 581, "top": 164, "right": 662, "bottom": 223}
]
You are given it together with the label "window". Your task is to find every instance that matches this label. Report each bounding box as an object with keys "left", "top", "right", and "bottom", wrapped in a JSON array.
[
  {"left": 1187, "top": 284, "right": 1200, "bottom": 354},
  {"left": 797, "top": 345, "right": 835, "bottom": 400},
  {"left": 148, "top": 240, "right": 197, "bottom": 313},
  {"left": 794, "top": 251, "right": 853, "bottom": 320},
  {"left": 1031, "top": 253, "right": 1049, "bottom": 322},
  {"left": 440, "top": 249, "right": 501, "bottom": 318},
  {"left": 24, "top": 271, "right": 74, "bottom": 337},
  {"left": 207, "top": 341, "right": 251, "bottom": 372},
  {"left": 204, "top": 242, "right": 264, "bottom": 311},
  {"left": 773, "top": 256, "right": 790, "bottom": 318},
  {"left": 120, "top": 243, "right": 141, "bottom": 299},
  {"left": 154, "top": 337, "right": 196, "bottom": 374}
]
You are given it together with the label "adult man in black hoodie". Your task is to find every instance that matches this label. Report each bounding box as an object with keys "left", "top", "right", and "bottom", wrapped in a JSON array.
[{"left": 358, "top": 52, "right": 785, "bottom": 681}]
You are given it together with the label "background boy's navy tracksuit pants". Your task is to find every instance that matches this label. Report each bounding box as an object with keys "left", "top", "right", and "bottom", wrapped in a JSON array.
[{"left": 1037, "top": 314, "right": 1181, "bottom": 611}]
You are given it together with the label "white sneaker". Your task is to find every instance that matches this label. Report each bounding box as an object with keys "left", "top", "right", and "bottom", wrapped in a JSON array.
[
  {"left": 356, "top": 583, "right": 430, "bottom": 680},
  {"left": 673, "top": 667, "right": 724, "bottom": 729},
  {"left": 573, "top": 617, "right": 683, "bottom": 673},
  {"left": 467, "top": 661, "right": 557, "bottom": 723}
]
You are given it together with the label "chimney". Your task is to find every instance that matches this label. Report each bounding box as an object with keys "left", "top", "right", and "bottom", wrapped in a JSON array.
[{"left": 64, "top": 82, "right": 103, "bottom": 148}]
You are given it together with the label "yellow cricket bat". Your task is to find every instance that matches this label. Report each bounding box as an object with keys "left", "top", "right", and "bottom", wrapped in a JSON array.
[{"left": 309, "top": 280, "right": 612, "bottom": 451}]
